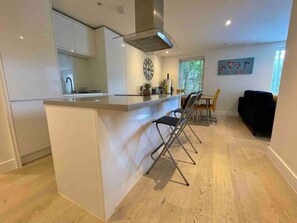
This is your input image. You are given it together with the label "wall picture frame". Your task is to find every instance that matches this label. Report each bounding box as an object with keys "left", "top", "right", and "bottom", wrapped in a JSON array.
[{"left": 218, "top": 57, "right": 254, "bottom": 75}]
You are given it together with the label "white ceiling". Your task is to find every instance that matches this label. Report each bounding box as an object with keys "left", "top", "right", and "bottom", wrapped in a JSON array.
[{"left": 51, "top": 0, "right": 293, "bottom": 56}]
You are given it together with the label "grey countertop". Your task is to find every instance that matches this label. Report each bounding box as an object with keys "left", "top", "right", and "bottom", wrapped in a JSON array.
[{"left": 43, "top": 94, "right": 183, "bottom": 111}]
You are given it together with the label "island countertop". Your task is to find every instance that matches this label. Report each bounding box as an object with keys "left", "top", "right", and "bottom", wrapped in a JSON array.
[{"left": 44, "top": 94, "right": 183, "bottom": 111}]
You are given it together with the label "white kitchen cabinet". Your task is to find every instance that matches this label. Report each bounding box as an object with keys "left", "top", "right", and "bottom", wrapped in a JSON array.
[
  {"left": 10, "top": 100, "right": 51, "bottom": 157},
  {"left": 0, "top": 0, "right": 62, "bottom": 164},
  {"left": 104, "top": 29, "right": 127, "bottom": 94},
  {"left": 52, "top": 11, "right": 96, "bottom": 57},
  {"left": 0, "top": 0, "right": 62, "bottom": 101},
  {"left": 73, "top": 22, "right": 96, "bottom": 57},
  {"left": 52, "top": 11, "right": 75, "bottom": 52},
  {"left": 89, "top": 27, "right": 127, "bottom": 94}
]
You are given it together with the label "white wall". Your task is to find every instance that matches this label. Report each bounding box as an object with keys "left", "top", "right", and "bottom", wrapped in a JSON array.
[
  {"left": 269, "top": 1, "right": 297, "bottom": 191},
  {"left": 162, "top": 56, "right": 179, "bottom": 91},
  {"left": 0, "top": 57, "right": 16, "bottom": 173},
  {"left": 125, "top": 45, "right": 163, "bottom": 94},
  {"left": 162, "top": 42, "right": 285, "bottom": 115}
]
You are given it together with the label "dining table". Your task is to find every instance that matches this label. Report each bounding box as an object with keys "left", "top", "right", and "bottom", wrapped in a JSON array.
[{"left": 181, "top": 94, "right": 214, "bottom": 126}]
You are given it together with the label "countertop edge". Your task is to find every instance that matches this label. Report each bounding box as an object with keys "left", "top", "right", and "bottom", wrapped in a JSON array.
[{"left": 43, "top": 94, "right": 182, "bottom": 111}]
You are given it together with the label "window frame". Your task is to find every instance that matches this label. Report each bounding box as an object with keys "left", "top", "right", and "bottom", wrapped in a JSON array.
[{"left": 178, "top": 56, "right": 205, "bottom": 94}]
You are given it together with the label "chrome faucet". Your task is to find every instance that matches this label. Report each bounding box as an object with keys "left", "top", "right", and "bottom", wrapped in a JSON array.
[{"left": 66, "top": 77, "right": 74, "bottom": 93}]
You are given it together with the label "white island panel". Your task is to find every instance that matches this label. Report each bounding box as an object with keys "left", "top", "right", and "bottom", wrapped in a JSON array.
[
  {"left": 46, "top": 106, "right": 105, "bottom": 219},
  {"left": 45, "top": 97, "right": 179, "bottom": 221}
]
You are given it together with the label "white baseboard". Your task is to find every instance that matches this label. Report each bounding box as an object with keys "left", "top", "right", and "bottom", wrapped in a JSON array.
[
  {"left": 0, "top": 159, "right": 16, "bottom": 174},
  {"left": 267, "top": 146, "right": 297, "bottom": 194},
  {"left": 21, "top": 147, "right": 52, "bottom": 165},
  {"left": 215, "top": 111, "right": 239, "bottom": 116}
]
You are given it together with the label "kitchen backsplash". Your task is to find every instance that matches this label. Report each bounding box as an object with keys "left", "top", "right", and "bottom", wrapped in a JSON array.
[{"left": 58, "top": 53, "right": 100, "bottom": 94}]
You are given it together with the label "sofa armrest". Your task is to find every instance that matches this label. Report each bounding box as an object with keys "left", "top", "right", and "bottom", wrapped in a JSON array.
[{"left": 238, "top": 97, "right": 245, "bottom": 115}]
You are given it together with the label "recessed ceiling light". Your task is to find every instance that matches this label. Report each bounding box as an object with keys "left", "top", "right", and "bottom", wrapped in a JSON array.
[
  {"left": 225, "top": 20, "right": 232, "bottom": 26},
  {"left": 166, "top": 51, "right": 169, "bottom": 54},
  {"left": 19, "top": 36, "right": 24, "bottom": 39}
]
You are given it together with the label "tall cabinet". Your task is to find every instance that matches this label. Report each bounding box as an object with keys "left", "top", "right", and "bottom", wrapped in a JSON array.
[
  {"left": 89, "top": 27, "right": 127, "bottom": 94},
  {"left": 0, "top": 0, "right": 62, "bottom": 164}
]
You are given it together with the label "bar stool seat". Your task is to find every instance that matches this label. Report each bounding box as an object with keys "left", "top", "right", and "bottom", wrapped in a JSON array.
[
  {"left": 171, "top": 108, "right": 183, "bottom": 114},
  {"left": 153, "top": 116, "right": 185, "bottom": 127},
  {"left": 171, "top": 108, "right": 191, "bottom": 115}
]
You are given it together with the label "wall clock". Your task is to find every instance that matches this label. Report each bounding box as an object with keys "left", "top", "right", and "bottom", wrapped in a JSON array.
[{"left": 143, "top": 58, "right": 154, "bottom": 81}]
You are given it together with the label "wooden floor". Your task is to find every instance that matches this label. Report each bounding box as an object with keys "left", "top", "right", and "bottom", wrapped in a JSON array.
[{"left": 1, "top": 116, "right": 297, "bottom": 223}]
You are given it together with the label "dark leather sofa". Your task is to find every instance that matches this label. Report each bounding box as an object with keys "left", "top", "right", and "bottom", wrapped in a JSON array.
[{"left": 238, "top": 90, "right": 276, "bottom": 136}]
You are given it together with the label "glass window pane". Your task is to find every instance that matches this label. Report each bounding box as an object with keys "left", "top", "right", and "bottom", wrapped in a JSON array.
[
  {"left": 178, "top": 58, "right": 204, "bottom": 94},
  {"left": 271, "top": 46, "right": 285, "bottom": 95}
]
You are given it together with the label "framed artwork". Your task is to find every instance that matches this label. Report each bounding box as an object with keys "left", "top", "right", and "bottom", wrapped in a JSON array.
[{"left": 218, "top": 57, "right": 254, "bottom": 75}]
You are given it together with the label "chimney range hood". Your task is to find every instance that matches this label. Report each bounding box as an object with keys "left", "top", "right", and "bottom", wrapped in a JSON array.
[{"left": 123, "top": 0, "right": 174, "bottom": 52}]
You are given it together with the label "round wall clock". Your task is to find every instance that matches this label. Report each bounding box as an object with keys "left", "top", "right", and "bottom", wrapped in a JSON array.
[{"left": 143, "top": 58, "right": 154, "bottom": 81}]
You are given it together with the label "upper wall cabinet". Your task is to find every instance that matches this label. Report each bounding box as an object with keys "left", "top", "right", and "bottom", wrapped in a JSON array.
[
  {"left": 52, "top": 11, "right": 96, "bottom": 57},
  {"left": 52, "top": 11, "right": 75, "bottom": 52},
  {"left": 73, "top": 22, "right": 96, "bottom": 56}
]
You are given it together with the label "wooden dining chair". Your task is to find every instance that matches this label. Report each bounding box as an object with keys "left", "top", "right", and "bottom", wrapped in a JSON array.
[{"left": 195, "top": 88, "right": 221, "bottom": 123}]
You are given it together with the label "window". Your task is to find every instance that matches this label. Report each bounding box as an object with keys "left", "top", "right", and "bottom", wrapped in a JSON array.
[
  {"left": 271, "top": 46, "right": 286, "bottom": 95},
  {"left": 179, "top": 57, "right": 204, "bottom": 94}
]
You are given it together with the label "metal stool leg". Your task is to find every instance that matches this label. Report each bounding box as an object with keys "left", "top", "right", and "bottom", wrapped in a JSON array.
[
  {"left": 172, "top": 121, "right": 200, "bottom": 153},
  {"left": 150, "top": 142, "right": 164, "bottom": 161},
  {"left": 147, "top": 124, "right": 176, "bottom": 173},
  {"left": 188, "top": 124, "right": 202, "bottom": 144},
  {"left": 147, "top": 123, "right": 190, "bottom": 186},
  {"left": 166, "top": 148, "right": 190, "bottom": 186},
  {"left": 181, "top": 128, "right": 198, "bottom": 154},
  {"left": 146, "top": 146, "right": 166, "bottom": 174},
  {"left": 169, "top": 126, "right": 196, "bottom": 165},
  {"left": 174, "top": 110, "right": 202, "bottom": 144}
]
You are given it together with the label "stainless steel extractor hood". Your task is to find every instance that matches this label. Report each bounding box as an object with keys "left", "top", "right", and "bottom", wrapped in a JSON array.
[{"left": 123, "top": 0, "right": 174, "bottom": 52}]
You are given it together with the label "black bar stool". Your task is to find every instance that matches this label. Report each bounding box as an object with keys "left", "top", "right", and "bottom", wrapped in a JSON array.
[
  {"left": 172, "top": 91, "right": 203, "bottom": 148},
  {"left": 146, "top": 92, "right": 202, "bottom": 186}
]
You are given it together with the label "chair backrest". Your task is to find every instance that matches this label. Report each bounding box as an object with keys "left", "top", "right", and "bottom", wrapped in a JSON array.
[
  {"left": 182, "top": 92, "right": 196, "bottom": 109},
  {"left": 177, "top": 91, "right": 202, "bottom": 128},
  {"left": 212, "top": 89, "right": 221, "bottom": 112},
  {"left": 184, "top": 91, "right": 202, "bottom": 117}
]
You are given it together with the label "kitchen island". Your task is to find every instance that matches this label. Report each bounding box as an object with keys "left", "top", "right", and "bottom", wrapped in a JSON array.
[{"left": 44, "top": 94, "right": 182, "bottom": 221}]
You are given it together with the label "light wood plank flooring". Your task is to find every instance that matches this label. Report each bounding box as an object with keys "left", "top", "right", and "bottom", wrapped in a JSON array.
[{"left": 1, "top": 116, "right": 297, "bottom": 223}]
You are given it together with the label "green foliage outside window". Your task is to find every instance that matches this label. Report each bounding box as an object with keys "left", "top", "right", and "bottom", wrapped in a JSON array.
[{"left": 179, "top": 58, "right": 204, "bottom": 94}]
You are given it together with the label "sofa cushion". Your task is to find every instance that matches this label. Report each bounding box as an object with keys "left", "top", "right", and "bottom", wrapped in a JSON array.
[{"left": 252, "top": 91, "right": 274, "bottom": 105}]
